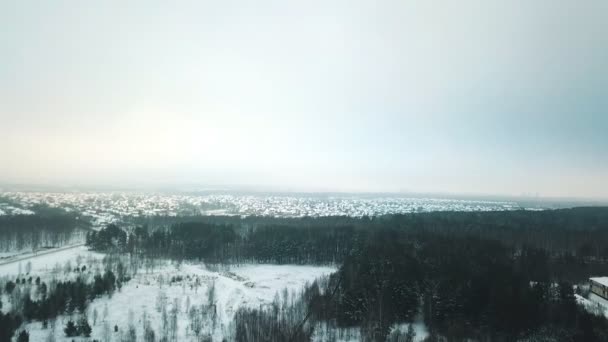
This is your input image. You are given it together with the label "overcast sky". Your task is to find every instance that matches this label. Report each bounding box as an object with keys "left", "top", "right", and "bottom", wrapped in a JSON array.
[{"left": 1, "top": 1, "right": 607, "bottom": 198}]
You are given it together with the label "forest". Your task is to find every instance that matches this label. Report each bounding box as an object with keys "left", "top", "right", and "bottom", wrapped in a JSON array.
[
  {"left": 0, "top": 204, "right": 88, "bottom": 252},
  {"left": 82, "top": 207, "right": 608, "bottom": 341}
]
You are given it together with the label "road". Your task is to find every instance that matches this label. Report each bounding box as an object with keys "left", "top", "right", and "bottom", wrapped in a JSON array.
[{"left": 0, "top": 243, "right": 86, "bottom": 267}]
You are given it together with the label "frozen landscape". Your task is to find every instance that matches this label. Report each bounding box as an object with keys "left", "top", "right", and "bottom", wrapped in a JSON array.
[
  {"left": 0, "top": 191, "right": 523, "bottom": 229},
  {"left": 2, "top": 191, "right": 607, "bottom": 342},
  {"left": 0, "top": 245, "right": 429, "bottom": 341},
  {"left": 2, "top": 0, "right": 607, "bottom": 339}
]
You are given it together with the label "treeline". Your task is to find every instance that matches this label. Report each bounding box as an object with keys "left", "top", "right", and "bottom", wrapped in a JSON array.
[
  {"left": 89, "top": 208, "right": 608, "bottom": 278},
  {"left": 1, "top": 256, "right": 126, "bottom": 340},
  {"left": 0, "top": 205, "right": 89, "bottom": 251},
  {"left": 87, "top": 222, "right": 356, "bottom": 264},
  {"left": 382, "top": 208, "right": 608, "bottom": 256},
  {"left": 227, "top": 229, "right": 608, "bottom": 341},
  {"left": 232, "top": 276, "right": 328, "bottom": 342},
  {"left": 0, "top": 311, "right": 22, "bottom": 342},
  {"left": 84, "top": 208, "right": 608, "bottom": 341},
  {"left": 304, "top": 231, "right": 608, "bottom": 341},
  {"left": 2, "top": 270, "right": 116, "bottom": 333},
  {"left": 21, "top": 270, "right": 116, "bottom": 321}
]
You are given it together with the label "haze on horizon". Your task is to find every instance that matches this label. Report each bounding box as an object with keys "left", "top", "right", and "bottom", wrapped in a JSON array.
[{"left": 1, "top": 1, "right": 607, "bottom": 199}]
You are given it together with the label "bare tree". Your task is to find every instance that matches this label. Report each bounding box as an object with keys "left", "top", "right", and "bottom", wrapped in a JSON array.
[
  {"left": 207, "top": 280, "right": 216, "bottom": 307},
  {"left": 156, "top": 290, "right": 167, "bottom": 313},
  {"left": 169, "top": 299, "right": 179, "bottom": 341},
  {"left": 144, "top": 324, "right": 156, "bottom": 342},
  {"left": 102, "top": 321, "right": 111, "bottom": 342},
  {"left": 161, "top": 305, "right": 169, "bottom": 341},
  {"left": 189, "top": 306, "right": 202, "bottom": 337},
  {"left": 185, "top": 296, "right": 191, "bottom": 314},
  {"left": 122, "top": 325, "right": 137, "bottom": 342},
  {"left": 92, "top": 308, "right": 98, "bottom": 325}
]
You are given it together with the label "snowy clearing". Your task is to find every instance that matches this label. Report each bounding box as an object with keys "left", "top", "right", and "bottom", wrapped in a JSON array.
[
  {"left": 0, "top": 245, "right": 97, "bottom": 277},
  {"left": 577, "top": 293, "right": 608, "bottom": 318},
  {"left": 19, "top": 259, "right": 336, "bottom": 341}
]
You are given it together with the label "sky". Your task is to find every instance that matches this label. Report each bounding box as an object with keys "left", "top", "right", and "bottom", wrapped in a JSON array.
[{"left": 0, "top": 1, "right": 607, "bottom": 199}]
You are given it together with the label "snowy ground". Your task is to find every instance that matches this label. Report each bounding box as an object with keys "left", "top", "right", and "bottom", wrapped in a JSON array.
[
  {"left": 0, "top": 245, "right": 96, "bottom": 277},
  {"left": 0, "top": 246, "right": 105, "bottom": 316},
  {"left": 311, "top": 321, "right": 428, "bottom": 342},
  {"left": 4, "top": 247, "right": 428, "bottom": 341},
  {"left": 577, "top": 293, "right": 608, "bottom": 318},
  {"left": 0, "top": 249, "right": 29, "bottom": 259},
  {"left": 19, "top": 257, "right": 336, "bottom": 341}
]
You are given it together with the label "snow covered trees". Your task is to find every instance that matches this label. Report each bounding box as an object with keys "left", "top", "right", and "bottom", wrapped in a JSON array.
[
  {"left": 0, "top": 207, "right": 86, "bottom": 252},
  {"left": 0, "top": 312, "right": 22, "bottom": 342},
  {"left": 92, "top": 307, "right": 98, "bottom": 325},
  {"left": 189, "top": 306, "right": 203, "bottom": 337},
  {"left": 86, "top": 224, "right": 127, "bottom": 251},
  {"left": 386, "top": 324, "right": 416, "bottom": 342},
  {"left": 63, "top": 320, "right": 78, "bottom": 337},
  {"left": 19, "top": 270, "right": 117, "bottom": 322},
  {"left": 16, "top": 330, "right": 29, "bottom": 342},
  {"left": 64, "top": 317, "right": 91, "bottom": 337},
  {"left": 78, "top": 317, "right": 92, "bottom": 337}
]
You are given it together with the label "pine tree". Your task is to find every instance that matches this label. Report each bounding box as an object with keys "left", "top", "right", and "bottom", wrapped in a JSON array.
[
  {"left": 405, "top": 324, "right": 416, "bottom": 342},
  {"left": 16, "top": 330, "right": 29, "bottom": 342},
  {"left": 78, "top": 317, "right": 92, "bottom": 337},
  {"left": 64, "top": 320, "right": 78, "bottom": 337}
]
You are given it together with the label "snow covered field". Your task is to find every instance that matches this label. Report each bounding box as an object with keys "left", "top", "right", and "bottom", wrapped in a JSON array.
[
  {"left": 1, "top": 242, "right": 430, "bottom": 341},
  {"left": 311, "top": 321, "right": 428, "bottom": 342},
  {"left": 0, "top": 246, "right": 428, "bottom": 342},
  {"left": 0, "top": 245, "right": 95, "bottom": 277},
  {"left": 577, "top": 293, "right": 608, "bottom": 318},
  {"left": 12, "top": 246, "right": 337, "bottom": 341}
]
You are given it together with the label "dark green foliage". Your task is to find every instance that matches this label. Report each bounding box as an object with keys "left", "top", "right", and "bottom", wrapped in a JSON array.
[
  {"left": 0, "top": 205, "right": 88, "bottom": 251},
  {"left": 304, "top": 231, "right": 608, "bottom": 341},
  {"left": 0, "top": 313, "right": 22, "bottom": 342},
  {"left": 88, "top": 221, "right": 357, "bottom": 264},
  {"left": 86, "top": 224, "right": 127, "bottom": 251},
  {"left": 89, "top": 208, "right": 608, "bottom": 268},
  {"left": 63, "top": 317, "right": 93, "bottom": 338},
  {"left": 78, "top": 317, "right": 92, "bottom": 337},
  {"left": 16, "top": 330, "right": 29, "bottom": 342},
  {"left": 234, "top": 302, "right": 312, "bottom": 342},
  {"left": 243, "top": 225, "right": 354, "bottom": 264},
  {"left": 4, "top": 280, "right": 16, "bottom": 294},
  {"left": 83, "top": 208, "right": 608, "bottom": 341},
  {"left": 64, "top": 320, "right": 78, "bottom": 337},
  {"left": 168, "top": 222, "right": 238, "bottom": 261},
  {"left": 21, "top": 271, "right": 116, "bottom": 322}
]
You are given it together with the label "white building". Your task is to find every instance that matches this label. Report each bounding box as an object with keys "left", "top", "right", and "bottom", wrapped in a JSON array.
[{"left": 590, "top": 277, "right": 608, "bottom": 299}]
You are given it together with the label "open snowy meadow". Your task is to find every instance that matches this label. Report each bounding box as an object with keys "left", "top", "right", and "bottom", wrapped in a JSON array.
[{"left": 2, "top": 246, "right": 346, "bottom": 341}]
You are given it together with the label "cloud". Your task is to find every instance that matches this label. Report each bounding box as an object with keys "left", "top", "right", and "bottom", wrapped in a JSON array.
[{"left": 0, "top": 0, "right": 606, "bottom": 198}]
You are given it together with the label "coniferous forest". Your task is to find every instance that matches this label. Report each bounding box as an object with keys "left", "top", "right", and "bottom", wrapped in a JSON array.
[
  {"left": 0, "top": 204, "right": 88, "bottom": 252},
  {"left": 82, "top": 207, "right": 608, "bottom": 341}
]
